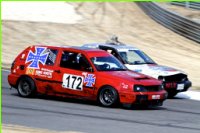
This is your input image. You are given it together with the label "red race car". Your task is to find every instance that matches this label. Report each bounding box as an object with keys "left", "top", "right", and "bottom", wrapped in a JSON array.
[{"left": 8, "top": 45, "right": 167, "bottom": 107}]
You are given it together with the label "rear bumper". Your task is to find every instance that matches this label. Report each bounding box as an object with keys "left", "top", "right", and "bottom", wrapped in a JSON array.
[
  {"left": 8, "top": 74, "right": 20, "bottom": 88},
  {"left": 119, "top": 90, "right": 167, "bottom": 106}
]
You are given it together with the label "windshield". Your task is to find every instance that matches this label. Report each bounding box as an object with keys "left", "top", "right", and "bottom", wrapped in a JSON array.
[
  {"left": 118, "top": 50, "right": 156, "bottom": 65},
  {"left": 91, "top": 56, "right": 127, "bottom": 71}
]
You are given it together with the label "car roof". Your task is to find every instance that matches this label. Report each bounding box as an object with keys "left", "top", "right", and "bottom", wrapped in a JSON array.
[
  {"left": 30, "top": 44, "right": 111, "bottom": 58},
  {"left": 83, "top": 43, "right": 139, "bottom": 51},
  {"left": 32, "top": 44, "right": 100, "bottom": 51}
]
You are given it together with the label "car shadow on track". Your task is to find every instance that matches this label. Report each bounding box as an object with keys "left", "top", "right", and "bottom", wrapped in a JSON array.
[
  {"left": 10, "top": 92, "right": 167, "bottom": 111},
  {"left": 11, "top": 92, "right": 98, "bottom": 106},
  {"left": 168, "top": 96, "right": 190, "bottom": 100}
]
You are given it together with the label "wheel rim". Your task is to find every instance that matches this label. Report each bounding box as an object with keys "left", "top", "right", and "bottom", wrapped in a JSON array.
[
  {"left": 18, "top": 80, "right": 32, "bottom": 96},
  {"left": 100, "top": 89, "right": 115, "bottom": 106}
]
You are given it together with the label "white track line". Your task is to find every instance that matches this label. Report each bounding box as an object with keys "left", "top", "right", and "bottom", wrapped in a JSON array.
[{"left": 176, "top": 90, "right": 200, "bottom": 101}]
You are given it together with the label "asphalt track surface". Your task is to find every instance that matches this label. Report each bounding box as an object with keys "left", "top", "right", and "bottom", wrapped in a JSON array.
[{"left": 2, "top": 70, "right": 200, "bottom": 133}]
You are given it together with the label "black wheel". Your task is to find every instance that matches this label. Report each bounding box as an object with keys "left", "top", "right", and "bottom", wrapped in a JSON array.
[
  {"left": 17, "top": 77, "right": 36, "bottom": 97},
  {"left": 168, "top": 91, "right": 178, "bottom": 98},
  {"left": 98, "top": 86, "right": 119, "bottom": 107}
]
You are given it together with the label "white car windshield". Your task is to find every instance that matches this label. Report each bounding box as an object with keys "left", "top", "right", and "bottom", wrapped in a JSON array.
[
  {"left": 91, "top": 56, "right": 127, "bottom": 71},
  {"left": 118, "top": 50, "right": 156, "bottom": 65}
]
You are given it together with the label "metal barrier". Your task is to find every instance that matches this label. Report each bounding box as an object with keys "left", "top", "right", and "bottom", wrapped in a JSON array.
[
  {"left": 170, "top": 2, "right": 200, "bottom": 10},
  {"left": 137, "top": 2, "right": 200, "bottom": 44}
]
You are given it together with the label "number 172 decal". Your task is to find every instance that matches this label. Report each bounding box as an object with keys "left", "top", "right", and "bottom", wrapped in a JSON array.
[{"left": 62, "top": 74, "right": 83, "bottom": 90}]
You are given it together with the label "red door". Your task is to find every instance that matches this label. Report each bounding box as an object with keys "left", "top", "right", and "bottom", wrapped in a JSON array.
[
  {"left": 51, "top": 50, "right": 96, "bottom": 98},
  {"left": 53, "top": 67, "right": 96, "bottom": 98}
]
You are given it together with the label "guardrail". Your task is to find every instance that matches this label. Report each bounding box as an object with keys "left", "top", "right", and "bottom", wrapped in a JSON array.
[
  {"left": 137, "top": 2, "right": 200, "bottom": 44},
  {"left": 170, "top": 2, "right": 200, "bottom": 10}
]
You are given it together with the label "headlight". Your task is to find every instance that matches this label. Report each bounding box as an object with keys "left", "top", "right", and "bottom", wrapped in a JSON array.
[
  {"left": 134, "top": 85, "right": 147, "bottom": 92},
  {"left": 134, "top": 85, "right": 163, "bottom": 92}
]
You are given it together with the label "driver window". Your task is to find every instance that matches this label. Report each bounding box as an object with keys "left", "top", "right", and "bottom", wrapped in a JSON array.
[{"left": 60, "top": 51, "right": 92, "bottom": 72}]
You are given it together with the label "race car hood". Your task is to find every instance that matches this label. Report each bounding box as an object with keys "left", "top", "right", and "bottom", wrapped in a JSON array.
[
  {"left": 98, "top": 70, "right": 161, "bottom": 85},
  {"left": 125, "top": 64, "right": 186, "bottom": 79}
]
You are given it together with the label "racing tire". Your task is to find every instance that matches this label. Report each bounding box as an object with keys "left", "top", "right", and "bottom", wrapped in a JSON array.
[
  {"left": 17, "top": 77, "right": 36, "bottom": 97},
  {"left": 168, "top": 91, "right": 178, "bottom": 98},
  {"left": 98, "top": 86, "right": 119, "bottom": 107}
]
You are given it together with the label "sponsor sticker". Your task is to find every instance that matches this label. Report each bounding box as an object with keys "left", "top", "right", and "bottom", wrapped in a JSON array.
[
  {"left": 62, "top": 73, "right": 96, "bottom": 90},
  {"left": 121, "top": 83, "right": 129, "bottom": 89},
  {"left": 26, "top": 68, "right": 35, "bottom": 75},
  {"left": 84, "top": 74, "right": 96, "bottom": 87},
  {"left": 26, "top": 47, "right": 49, "bottom": 69},
  {"left": 35, "top": 68, "right": 53, "bottom": 78},
  {"left": 62, "top": 74, "right": 84, "bottom": 90}
]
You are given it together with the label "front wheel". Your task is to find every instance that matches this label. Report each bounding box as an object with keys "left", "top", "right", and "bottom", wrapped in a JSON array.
[
  {"left": 98, "top": 86, "right": 119, "bottom": 107},
  {"left": 17, "top": 77, "right": 36, "bottom": 97}
]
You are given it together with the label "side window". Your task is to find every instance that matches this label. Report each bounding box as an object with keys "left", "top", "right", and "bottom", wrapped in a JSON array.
[
  {"left": 60, "top": 51, "right": 92, "bottom": 72},
  {"left": 78, "top": 54, "right": 92, "bottom": 71},
  {"left": 45, "top": 49, "right": 58, "bottom": 66}
]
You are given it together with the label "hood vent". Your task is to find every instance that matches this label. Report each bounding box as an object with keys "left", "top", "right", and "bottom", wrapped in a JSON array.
[{"left": 134, "top": 77, "right": 149, "bottom": 80}]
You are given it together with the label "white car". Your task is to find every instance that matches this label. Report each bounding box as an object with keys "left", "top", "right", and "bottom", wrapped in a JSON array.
[{"left": 83, "top": 42, "right": 192, "bottom": 98}]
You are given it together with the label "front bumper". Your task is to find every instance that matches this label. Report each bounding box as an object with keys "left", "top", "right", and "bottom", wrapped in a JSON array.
[
  {"left": 135, "top": 95, "right": 164, "bottom": 106},
  {"left": 119, "top": 90, "right": 167, "bottom": 106},
  {"left": 164, "top": 80, "right": 192, "bottom": 92}
]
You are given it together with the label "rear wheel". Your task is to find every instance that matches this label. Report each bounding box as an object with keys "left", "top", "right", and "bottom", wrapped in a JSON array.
[
  {"left": 98, "top": 86, "right": 119, "bottom": 107},
  {"left": 17, "top": 77, "right": 36, "bottom": 97}
]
